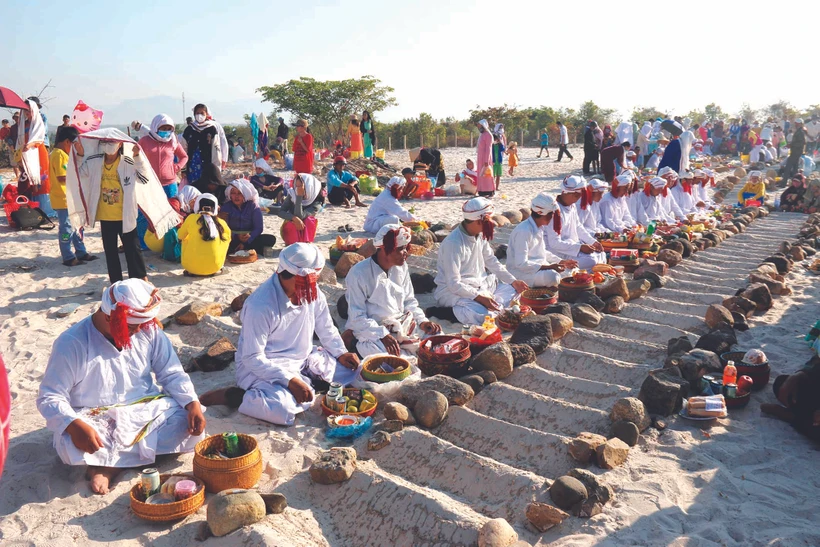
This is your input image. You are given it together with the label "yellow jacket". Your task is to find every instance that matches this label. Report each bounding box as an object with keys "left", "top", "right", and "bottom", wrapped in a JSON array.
[
  {"left": 178, "top": 214, "right": 231, "bottom": 276},
  {"left": 737, "top": 181, "right": 765, "bottom": 205}
]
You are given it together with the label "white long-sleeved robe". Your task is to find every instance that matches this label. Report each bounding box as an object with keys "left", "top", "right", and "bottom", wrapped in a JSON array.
[
  {"left": 693, "top": 184, "right": 714, "bottom": 209},
  {"left": 579, "top": 200, "right": 605, "bottom": 235},
  {"left": 646, "top": 154, "right": 661, "bottom": 171},
  {"left": 670, "top": 184, "right": 697, "bottom": 215},
  {"left": 434, "top": 224, "right": 518, "bottom": 324},
  {"left": 235, "top": 275, "right": 354, "bottom": 426},
  {"left": 544, "top": 203, "right": 606, "bottom": 271},
  {"left": 36, "top": 317, "right": 202, "bottom": 468},
  {"left": 362, "top": 189, "right": 416, "bottom": 234},
  {"left": 679, "top": 131, "right": 696, "bottom": 175},
  {"left": 507, "top": 217, "right": 564, "bottom": 288},
  {"left": 633, "top": 192, "right": 675, "bottom": 225},
  {"left": 662, "top": 191, "right": 686, "bottom": 221},
  {"left": 599, "top": 193, "right": 637, "bottom": 232},
  {"left": 345, "top": 257, "right": 428, "bottom": 357},
  {"left": 615, "top": 122, "right": 634, "bottom": 146}
]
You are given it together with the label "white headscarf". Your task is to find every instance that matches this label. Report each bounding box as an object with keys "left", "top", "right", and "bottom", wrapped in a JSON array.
[
  {"left": 287, "top": 173, "right": 321, "bottom": 207},
  {"left": 478, "top": 119, "right": 490, "bottom": 132},
  {"left": 178, "top": 185, "right": 202, "bottom": 213},
  {"left": 648, "top": 176, "right": 667, "bottom": 189},
  {"left": 614, "top": 174, "right": 633, "bottom": 187},
  {"left": 227, "top": 177, "right": 259, "bottom": 205},
  {"left": 748, "top": 170, "right": 762, "bottom": 179},
  {"left": 374, "top": 224, "right": 412, "bottom": 251},
  {"left": 658, "top": 166, "right": 678, "bottom": 179},
  {"left": 462, "top": 196, "right": 494, "bottom": 220},
  {"left": 561, "top": 175, "right": 587, "bottom": 193},
  {"left": 588, "top": 178, "right": 610, "bottom": 192},
  {"left": 149, "top": 113, "right": 175, "bottom": 143},
  {"left": 531, "top": 192, "right": 559, "bottom": 215},
  {"left": 194, "top": 193, "right": 220, "bottom": 239},
  {"left": 693, "top": 169, "right": 705, "bottom": 178},
  {"left": 386, "top": 176, "right": 404, "bottom": 188},
  {"left": 254, "top": 158, "right": 274, "bottom": 177},
  {"left": 494, "top": 123, "right": 504, "bottom": 135},
  {"left": 100, "top": 279, "right": 161, "bottom": 323},
  {"left": 277, "top": 243, "right": 325, "bottom": 304}
]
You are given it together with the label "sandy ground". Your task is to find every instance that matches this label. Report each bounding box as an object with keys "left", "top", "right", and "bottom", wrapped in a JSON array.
[{"left": 0, "top": 146, "right": 818, "bottom": 546}]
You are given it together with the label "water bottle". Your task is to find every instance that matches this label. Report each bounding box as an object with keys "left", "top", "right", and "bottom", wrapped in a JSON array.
[{"left": 774, "top": 195, "right": 781, "bottom": 209}]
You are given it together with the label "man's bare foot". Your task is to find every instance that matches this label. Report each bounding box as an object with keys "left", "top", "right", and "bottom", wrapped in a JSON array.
[
  {"left": 86, "top": 466, "right": 121, "bottom": 495},
  {"left": 355, "top": 202, "right": 367, "bottom": 207},
  {"left": 342, "top": 199, "right": 351, "bottom": 209},
  {"left": 760, "top": 403, "right": 794, "bottom": 422},
  {"left": 200, "top": 386, "right": 246, "bottom": 408}
]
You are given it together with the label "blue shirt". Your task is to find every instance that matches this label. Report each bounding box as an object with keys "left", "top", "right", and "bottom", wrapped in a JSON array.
[
  {"left": 327, "top": 169, "right": 357, "bottom": 189},
  {"left": 540, "top": 133, "right": 549, "bottom": 146}
]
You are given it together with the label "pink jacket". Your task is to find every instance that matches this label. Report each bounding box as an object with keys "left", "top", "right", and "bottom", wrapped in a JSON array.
[
  {"left": 138, "top": 136, "right": 188, "bottom": 186},
  {"left": 476, "top": 131, "right": 494, "bottom": 193}
]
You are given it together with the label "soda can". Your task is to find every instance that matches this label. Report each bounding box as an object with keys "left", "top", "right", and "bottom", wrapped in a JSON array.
[
  {"left": 327, "top": 382, "right": 342, "bottom": 400},
  {"left": 335, "top": 395, "right": 346, "bottom": 413},
  {"left": 725, "top": 383, "right": 737, "bottom": 398},
  {"left": 701, "top": 375, "right": 714, "bottom": 394},
  {"left": 141, "top": 468, "right": 160, "bottom": 497},
  {"left": 223, "top": 432, "right": 240, "bottom": 458}
]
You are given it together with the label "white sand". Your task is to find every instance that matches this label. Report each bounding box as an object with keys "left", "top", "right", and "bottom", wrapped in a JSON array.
[{"left": 1, "top": 147, "right": 818, "bottom": 546}]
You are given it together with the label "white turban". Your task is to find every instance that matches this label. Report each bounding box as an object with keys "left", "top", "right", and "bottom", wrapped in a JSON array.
[
  {"left": 478, "top": 119, "right": 490, "bottom": 132},
  {"left": 749, "top": 170, "right": 762, "bottom": 178},
  {"left": 658, "top": 166, "right": 678, "bottom": 179},
  {"left": 693, "top": 169, "right": 705, "bottom": 177},
  {"left": 228, "top": 177, "right": 259, "bottom": 205},
  {"left": 178, "top": 185, "right": 202, "bottom": 213},
  {"left": 277, "top": 243, "right": 325, "bottom": 304},
  {"left": 648, "top": 176, "right": 667, "bottom": 189},
  {"left": 681, "top": 170, "right": 694, "bottom": 179},
  {"left": 531, "top": 192, "right": 559, "bottom": 215},
  {"left": 374, "top": 224, "right": 412, "bottom": 252},
  {"left": 386, "top": 176, "right": 404, "bottom": 188},
  {"left": 614, "top": 174, "right": 633, "bottom": 187},
  {"left": 194, "top": 193, "right": 220, "bottom": 239},
  {"left": 702, "top": 168, "right": 715, "bottom": 177},
  {"left": 462, "top": 197, "right": 494, "bottom": 220},
  {"left": 254, "top": 158, "right": 274, "bottom": 177},
  {"left": 100, "top": 279, "right": 161, "bottom": 324},
  {"left": 561, "top": 175, "right": 587, "bottom": 193},
  {"left": 588, "top": 178, "right": 609, "bottom": 192}
]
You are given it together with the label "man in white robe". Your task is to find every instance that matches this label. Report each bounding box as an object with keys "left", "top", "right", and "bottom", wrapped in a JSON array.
[
  {"left": 669, "top": 168, "right": 697, "bottom": 214},
  {"left": 692, "top": 169, "right": 715, "bottom": 209},
  {"left": 363, "top": 176, "right": 418, "bottom": 234},
  {"left": 637, "top": 121, "right": 652, "bottom": 165},
  {"left": 37, "top": 280, "right": 205, "bottom": 495},
  {"left": 507, "top": 192, "right": 577, "bottom": 288},
  {"left": 599, "top": 174, "right": 637, "bottom": 232},
  {"left": 345, "top": 225, "right": 441, "bottom": 357},
  {"left": 658, "top": 167, "right": 687, "bottom": 221},
  {"left": 615, "top": 121, "right": 633, "bottom": 147},
  {"left": 580, "top": 178, "right": 608, "bottom": 234},
  {"left": 633, "top": 177, "right": 676, "bottom": 225},
  {"left": 545, "top": 176, "right": 607, "bottom": 271},
  {"left": 646, "top": 147, "right": 663, "bottom": 171},
  {"left": 200, "top": 243, "right": 360, "bottom": 426},
  {"left": 433, "top": 197, "right": 528, "bottom": 325}
]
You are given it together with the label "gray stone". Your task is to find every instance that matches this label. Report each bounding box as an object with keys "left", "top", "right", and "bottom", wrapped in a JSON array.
[
  {"left": 610, "top": 397, "right": 651, "bottom": 431},
  {"left": 502, "top": 210, "right": 524, "bottom": 224},
  {"left": 55, "top": 303, "right": 79, "bottom": 318},
  {"left": 678, "top": 349, "right": 722, "bottom": 387},
  {"left": 575, "top": 499, "right": 604, "bottom": 518},
  {"left": 478, "top": 518, "right": 518, "bottom": 547},
  {"left": 705, "top": 304, "right": 734, "bottom": 329},
  {"left": 678, "top": 238, "right": 694, "bottom": 258},
  {"left": 596, "top": 277, "right": 629, "bottom": 300},
  {"left": 195, "top": 521, "right": 213, "bottom": 541},
  {"left": 400, "top": 375, "right": 474, "bottom": 407},
  {"left": 549, "top": 476, "right": 588, "bottom": 511},
  {"left": 602, "top": 295, "right": 625, "bottom": 314},
  {"left": 383, "top": 402, "right": 414, "bottom": 425},
  {"left": 667, "top": 336, "right": 693, "bottom": 356},
  {"left": 567, "top": 468, "right": 614, "bottom": 505},
  {"left": 510, "top": 315, "right": 554, "bottom": 354},
  {"left": 573, "top": 291, "right": 606, "bottom": 312},
  {"left": 381, "top": 420, "right": 404, "bottom": 433},
  {"left": 471, "top": 342, "right": 514, "bottom": 379},
  {"left": 318, "top": 265, "right": 337, "bottom": 285},
  {"left": 526, "top": 502, "right": 569, "bottom": 532},
  {"left": 476, "top": 370, "right": 498, "bottom": 384},
  {"left": 741, "top": 282, "right": 774, "bottom": 311},
  {"left": 568, "top": 432, "right": 607, "bottom": 464},
  {"left": 192, "top": 337, "right": 236, "bottom": 373},
  {"left": 494, "top": 244, "right": 507, "bottom": 260},
  {"left": 410, "top": 273, "right": 436, "bottom": 294},
  {"left": 611, "top": 420, "right": 640, "bottom": 447},
  {"left": 175, "top": 301, "right": 223, "bottom": 325},
  {"left": 652, "top": 415, "right": 667, "bottom": 430},
  {"left": 414, "top": 390, "right": 449, "bottom": 429},
  {"left": 723, "top": 296, "right": 756, "bottom": 318},
  {"left": 367, "top": 431, "right": 392, "bottom": 451},
  {"left": 661, "top": 240, "right": 684, "bottom": 255},
  {"left": 595, "top": 438, "right": 630, "bottom": 469},
  {"left": 433, "top": 230, "right": 451, "bottom": 242},
  {"left": 695, "top": 325, "right": 737, "bottom": 355},
  {"left": 639, "top": 369, "right": 689, "bottom": 416},
  {"left": 509, "top": 344, "right": 536, "bottom": 367},
  {"left": 634, "top": 270, "right": 665, "bottom": 289},
  {"left": 411, "top": 230, "right": 436, "bottom": 249},
  {"left": 571, "top": 304, "right": 602, "bottom": 328},
  {"left": 207, "top": 489, "right": 267, "bottom": 537},
  {"left": 458, "top": 374, "right": 485, "bottom": 394},
  {"left": 626, "top": 279, "right": 651, "bottom": 301},
  {"left": 541, "top": 302, "right": 572, "bottom": 319},
  {"left": 762, "top": 255, "right": 791, "bottom": 274},
  {"left": 309, "top": 447, "right": 357, "bottom": 485},
  {"left": 260, "top": 492, "right": 288, "bottom": 515},
  {"left": 749, "top": 273, "right": 788, "bottom": 296},
  {"left": 656, "top": 249, "right": 683, "bottom": 267},
  {"left": 548, "top": 313, "right": 574, "bottom": 340}
]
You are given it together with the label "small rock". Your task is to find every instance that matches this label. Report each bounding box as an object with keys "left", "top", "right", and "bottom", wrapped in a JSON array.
[
  {"left": 695, "top": 325, "right": 737, "bottom": 355},
  {"left": 678, "top": 349, "right": 722, "bottom": 387},
  {"left": 568, "top": 432, "right": 607, "bottom": 464},
  {"left": 260, "top": 492, "right": 288, "bottom": 515},
  {"left": 678, "top": 238, "right": 694, "bottom": 258},
  {"left": 567, "top": 468, "right": 614, "bottom": 505},
  {"left": 741, "top": 283, "right": 773, "bottom": 311},
  {"left": 576, "top": 499, "right": 603, "bottom": 518},
  {"left": 762, "top": 255, "right": 791, "bottom": 274},
  {"left": 661, "top": 240, "right": 684, "bottom": 255},
  {"left": 519, "top": 207, "right": 531, "bottom": 220},
  {"left": 400, "top": 375, "right": 474, "bottom": 407},
  {"left": 548, "top": 313, "right": 574, "bottom": 340},
  {"left": 634, "top": 270, "right": 665, "bottom": 289},
  {"left": 195, "top": 521, "right": 213, "bottom": 541},
  {"left": 335, "top": 252, "right": 365, "bottom": 277},
  {"left": 652, "top": 416, "right": 667, "bottom": 430},
  {"left": 502, "top": 210, "right": 524, "bottom": 224},
  {"left": 471, "top": 342, "right": 514, "bottom": 379},
  {"left": 595, "top": 438, "right": 630, "bottom": 469},
  {"left": 722, "top": 296, "right": 756, "bottom": 318},
  {"left": 494, "top": 245, "right": 507, "bottom": 260},
  {"left": 478, "top": 518, "right": 518, "bottom": 547},
  {"left": 336, "top": 294, "right": 348, "bottom": 319},
  {"left": 175, "top": 301, "right": 223, "bottom": 325},
  {"left": 459, "top": 374, "right": 485, "bottom": 394},
  {"left": 192, "top": 337, "right": 236, "bottom": 373},
  {"left": 638, "top": 369, "right": 689, "bottom": 416},
  {"left": 634, "top": 259, "right": 669, "bottom": 278},
  {"left": 525, "top": 502, "right": 569, "bottom": 532},
  {"left": 602, "top": 296, "right": 625, "bottom": 314},
  {"left": 381, "top": 420, "right": 404, "bottom": 433},
  {"left": 309, "top": 447, "right": 357, "bottom": 485},
  {"left": 476, "top": 370, "right": 498, "bottom": 384},
  {"left": 611, "top": 420, "right": 640, "bottom": 446},
  {"left": 571, "top": 304, "right": 601, "bottom": 328},
  {"left": 357, "top": 239, "right": 377, "bottom": 258},
  {"left": 541, "top": 302, "right": 572, "bottom": 319},
  {"left": 573, "top": 291, "right": 606, "bottom": 312},
  {"left": 596, "top": 277, "right": 629, "bottom": 300},
  {"left": 626, "top": 279, "right": 651, "bottom": 301},
  {"left": 549, "top": 476, "right": 588, "bottom": 511},
  {"left": 368, "top": 431, "right": 392, "bottom": 451},
  {"left": 384, "top": 402, "right": 414, "bottom": 425},
  {"left": 749, "top": 273, "right": 787, "bottom": 295},
  {"left": 318, "top": 265, "right": 338, "bottom": 286},
  {"left": 705, "top": 304, "right": 734, "bottom": 329},
  {"left": 509, "top": 344, "right": 536, "bottom": 367},
  {"left": 509, "top": 315, "right": 553, "bottom": 354},
  {"left": 207, "top": 489, "right": 267, "bottom": 537},
  {"left": 656, "top": 249, "right": 683, "bottom": 268},
  {"left": 610, "top": 397, "right": 651, "bottom": 431},
  {"left": 491, "top": 214, "right": 511, "bottom": 227},
  {"left": 414, "top": 390, "right": 449, "bottom": 429},
  {"left": 433, "top": 230, "right": 451, "bottom": 242},
  {"left": 731, "top": 312, "right": 749, "bottom": 331},
  {"left": 410, "top": 229, "right": 436, "bottom": 249},
  {"left": 667, "top": 336, "right": 693, "bottom": 356},
  {"left": 410, "top": 273, "right": 436, "bottom": 294},
  {"left": 55, "top": 303, "right": 80, "bottom": 318}
]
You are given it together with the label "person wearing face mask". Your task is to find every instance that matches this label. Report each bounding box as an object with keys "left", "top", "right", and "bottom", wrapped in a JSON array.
[
  {"left": 181, "top": 104, "right": 229, "bottom": 185},
  {"left": 275, "top": 173, "right": 324, "bottom": 245},
  {"left": 137, "top": 114, "right": 188, "bottom": 198}
]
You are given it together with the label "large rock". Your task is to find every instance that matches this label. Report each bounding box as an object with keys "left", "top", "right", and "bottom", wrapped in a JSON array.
[
  {"left": 762, "top": 255, "right": 791, "bottom": 274},
  {"left": 567, "top": 468, "right": 614, "bottom": 505},
  {"left": 414, "top": 390, "right": 449, "bottom": 429},
  {"left": 230, "top": 289, "right": 253, "bottom": 312},
  {"left": 661, "top": 240, "right": 684, "bottom": 255},
  {"left": 610, "top": 420, "right": 640, "bottom": 447},
  {"left": 410, "top": 272, "right": 436, "bottom": 294},
  {"left": 335, "top": 252, "right": 364, "bottom": 277},
  {"left": 519, "top": 207, "right": 531, "bottom": 220},
  {"left": 541, "top": 302, "right": 572, "bottom": 319},
  {"left": 596, "top": 277, "right": 629, "bottom": 300},
  {"left": 175, "top": 301, "right": 223, "bottom": 325},
  {"left": 458, "top": 374, "right": 485, "bottom": 394},
  {"left": 626, "top": 279, "right": 651, "bottom": 301},
  {"left": 526, "top": 502, "right": 569, "bottom": 533},
  {"left": 318, "top": 265, "right": 338, "bottom": 286},
  {"left": 634, "top": 259, "right": 669, "bottom": 278},
  {"left": 667, "top": 335, "right": 693, "bottom": 356},
  {"left": 596, "top": 438, "right": 630, "bottom": 469},
  {"left": 471, "top": 342, "right": 514, "bottom": 379},
  {"left": 309, "top": 447, "right": 357, "bottom": 485},
  {"left": 509, "top": 344, "right": 536, "bottom": 367},
  {"left": 476, "top": 370, "right": 498, "bottom": 384},
  {"left": 573, "top": 291, "right": 606, "bottom": 312},
  {"left": 602, "top": 296, "right": 625, "bottom": 314},
  {"left": 357, "top": 239, "right": 377, "bottom": 259},
  {"left": 656, "top": 249, "right": 683, "bottom": 268},
  {"left": 192, "top": 337, "right": 236, "bottom": 372},
  {"left": 502, "top": 210, "right": 524, "bottom": 224},
  {"left": 723, "top": 296, "right": 756, "bottom": 318},
  {"left": 678, "top": 238, "right": 694, "bottom": 258},
  {"left": 610, "top": 397, "right": 650, "bottom": 431},
  {"left": 571, "top": 304, "right": 601, "bottom": 328},
  {"left": 434, "top": 228, "right": 451, "bottom": 241},
  {"left": 492, "top": 214, "right": 512, "bottom": 228},
  {"left": 383, "top": 402, "right": 415, "bottom": 425},
  {"left": 478, "top": 518, "right": 518, "bottom": 547},
  {"left": 638, "top": 369, "right": 689, "bottom": 416},
  {"left": 411, "top": 230, "right": 436, "bottom": 249},
  {"left": 549, "top": 476, "right": 588, "bottom": 511},
  {"left": 633, "top": 270, "right": 665, "bottom": 289},
  {"left": 731, "top": 312, "right": 749, "bottom": 332},
  {"left": 695, "top": 325, "right": 737, "bottom": 355},
  {"left": 791, "top": 246, "right": 806, "bottom": 261},
  {"left": 741, "top": 283, "right": 773, "bottom": 311},
  {"left": 568, "top": 432, "right": 607, "bottom": 464},
  {"left": 401, "top": 375, "right": 475, "bottom": 407},
  {"left": 207, "top": 489, "right": 267, "bottom": 537},
  {"left": 548, "top": 313, "right": 574, "bottom": 340},
  {"left": 705, "top": 304, "right": 734, "bottom": 329},
  {"left": 749, "top": 273, "right": 788, "bottom": 295},
  {"left": 510, "top": 315, "right": 553, "bottom": 354},
  {"left": 678, "top": 349, "right": 722, "bottom": 387}
]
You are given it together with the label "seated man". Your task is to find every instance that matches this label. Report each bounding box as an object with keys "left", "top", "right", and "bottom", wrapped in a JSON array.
[
  {"left": 633, "top": 176, "right": 675, "bottom": 226},
  {"left": 327, "top": 156, "right": 366, "bottom": 208},
  {"left": 200, "top": 243, "right": 360, "bottom": 426},
  {"left": 507, "top": 192, "right": 577, "bottom": 288},
  {"left": 599, "top": 173, "right": 638, "bottom": 232},
  {"left": 646, "top": 146, "right": 664, "bottom": 171},
  {"left": 656, "top": 166, "right": 686, "bottom": 221},
  {"left": 545, "top": 176, "right": 607, "bottom": 271},
  {"left": 761, "top": 358, "right": 820, "bottom": 442},
  {"left": 432, "top": 197, "right": 528, "bottom": 324},
  {"left": 692, "top": 169, "right": 714, "bottom": 209},
  {"left": 363, "top": 176, "right": 418, "bottom": 234},
  {"left": 580, "top": 178, "right": 608, "bottom": 234},
  {"left": 345, "top": 224, "right": 441, "bottom": 357},
  {"left": 667, "top": 169, "right": 697, "bottom": 214},
  {"left": 36, "top": 280, "right": 205, "bottom": 494}
]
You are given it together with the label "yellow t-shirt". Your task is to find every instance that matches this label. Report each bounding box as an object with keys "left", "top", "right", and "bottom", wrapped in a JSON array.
[
  {"left": 97, "top": 157, "right": 123, "bottom": 221},
  {"left": 48, "top": 148, "right": 70, "bottom": 210},
  {"left": 177, "top": 213, "right": 232, "bottom": 276}
]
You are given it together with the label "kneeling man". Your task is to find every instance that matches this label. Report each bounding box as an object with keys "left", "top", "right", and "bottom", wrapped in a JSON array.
[{"left": 545, "top": 176, "right": 607, "bottom": 271}]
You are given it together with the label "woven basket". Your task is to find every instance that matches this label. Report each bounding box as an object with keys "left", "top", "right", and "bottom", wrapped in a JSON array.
[
  {"left": 520, "top": 288, "right": 558, "bottom": 313},
  {"left": 320, "top": 387, "right": 378, "bottom": 417},
  {"left": 193, "top": 434, "right": 263, "bottom": 493},
  {"left": 130, "top": 474, "right": 205, "bottom": 522},
  {"left": 417, "top": 354, "right": 470, "bottom": 377},
  {"left": 418, "top": 336, "right": 471, "bottom": 363},
  {"left": 725, "top": 391, "right": 751, "bottom": 409},
  {"left": 361, "top": 355, "right": 412, "bottom": 383},
  {"left": 720, "top": 351, "right": 770, "bottom": 391},
  {"left": 227, "top": 249, "right": 258, "bottom": 264}
]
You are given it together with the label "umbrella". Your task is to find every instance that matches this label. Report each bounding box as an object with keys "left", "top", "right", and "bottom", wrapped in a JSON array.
[
  {"left": 0, "top": 87, "right": 30, "bottom": 110},
  {"left": 661, "top": 119, "right": 683, "bottom": 137}
]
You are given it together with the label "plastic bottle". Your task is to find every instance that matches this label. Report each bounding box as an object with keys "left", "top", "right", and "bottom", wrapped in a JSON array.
[
  {"left": 646, "top": 221, "right": 656, "bottom": 236},
  {"left": 722, "top": 360, "right": 737, "bottom": 386}
]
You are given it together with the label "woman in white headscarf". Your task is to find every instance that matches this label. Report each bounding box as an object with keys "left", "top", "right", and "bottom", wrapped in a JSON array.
[
  {"left": 178, "top": 193, "right": 231, "bottom": 276},
  {"left": 250, "top": 158, "right": 284, "bottom": 201},
  {"left": 137, "top": 114, "right": 188, "bottom": 198},
  {"left": 221, "top": 177, "right": 276, "bottom": 254},
  {"left": 276, "top": 173, "right": 324, "bottom": 245}
]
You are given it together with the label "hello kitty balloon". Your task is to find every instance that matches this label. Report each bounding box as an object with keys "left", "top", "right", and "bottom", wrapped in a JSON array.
[{"left": 70, "top": 100, "right": 103, "bottom": 133}]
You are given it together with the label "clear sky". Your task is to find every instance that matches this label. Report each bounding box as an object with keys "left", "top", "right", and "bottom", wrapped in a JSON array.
[{"left": 4, "top": 0, "right": 816, "bottom": 124}]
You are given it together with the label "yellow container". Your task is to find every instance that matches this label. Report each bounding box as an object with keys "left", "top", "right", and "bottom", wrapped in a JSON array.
[
  {"left": 740, "top": 154, "right": 750, "bottom": 164},
  {"left": 375, "top": 149, "right": 385, "bottom": 159}
]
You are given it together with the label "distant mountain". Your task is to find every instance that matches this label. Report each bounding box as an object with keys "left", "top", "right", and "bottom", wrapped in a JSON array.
[{"left": 94, "top": 95, "right": 270, "bottom": 126}]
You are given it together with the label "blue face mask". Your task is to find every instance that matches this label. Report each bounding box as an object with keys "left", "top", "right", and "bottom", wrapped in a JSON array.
[{"left": 157, "top": 130, "right": 172, "bottom": 139}]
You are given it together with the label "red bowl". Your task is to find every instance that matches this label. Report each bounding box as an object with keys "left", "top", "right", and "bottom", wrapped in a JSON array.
[{"left": 725, "top": 391, "right": 751, "bottom": 409}]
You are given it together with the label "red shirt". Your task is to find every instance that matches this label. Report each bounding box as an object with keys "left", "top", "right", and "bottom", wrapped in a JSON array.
[
  {"left": 293, "top": 132, "right": 314, "bottom": 174},
  {"left": 0, "top": 127, "right": 10, "bottom": 140}
]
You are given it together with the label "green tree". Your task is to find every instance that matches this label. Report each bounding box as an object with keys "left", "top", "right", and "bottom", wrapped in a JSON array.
[
  {"left": 737, "top": 103, "right": 757, "bottom": 123},
  {"left": 685, "top": 109, "right": 706, "bottom": 125},
  {"left": 256, "top": 76, "right": 397, "bottom": 146},
  {"left": 630, "top": 106, "right": 667, "bottom": 123},
  {"left": 764, "top": 100, "right": 799, "bottom": 121},
  {"left": 704, "top": 103, "right": 726, "bottom": 122}
]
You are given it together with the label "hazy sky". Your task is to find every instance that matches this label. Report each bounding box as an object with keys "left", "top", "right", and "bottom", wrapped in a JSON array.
[{"left": 4, "top": 0, "right": 816, "bottom": 124}]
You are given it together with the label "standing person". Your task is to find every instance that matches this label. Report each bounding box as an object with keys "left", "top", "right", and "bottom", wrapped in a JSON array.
[
  {"left": 772, "top": 126, "right": 784, "bottom": 157},
  {"left": 507, "top": 141, "right": 519, "bottom": 176},
  {"left": 806, "top": 116, "right": 820, "bottom": 156},
  {"left": 327, "top": 156, "right": 366, "bottom": 207},
  {"left": 221, "top": 178, "right": 277, "bottom": 253},
  {"left": 712, "top": 120, "right": 725, "bottom": 154},
  {"left": 68, "top": 129, "right": 179, "bottom": 283},
  {"left": 49, "top": 127, "right": 97, "bottom": 267},
  {"left": 537, "top": 128, "right": 550, "bottom": 158},
  {"left": 601, "top": 125, "right": 616, "bottom": 148},
  {"left": 138, "top": 114, "right": 188, "bottom": 199},
  {"left": 178, "top": 193, "right": 231, "bottom": 277},
  {"left": 785, "top": 119, "right": 807, "bottom": 180},
  {"left": 491, "top": 133, "right": 505, "bottom": 190},
  {"left": 600, "top": 142, "right": 631, "bottom": 182},
  {"left": 555, "top": 121, "right": 573, "bottom": 162},
  {"left": 475, "top": 120, "right": 494, "bottom": 196},
  {"left": 276, "top": 173, "right": 323, "bottom": 245},
  {"left": 0, "top": 119, "right": 10, "bottom": 143},
  {"left": 347, "top": 115, "right": 363, "bottom": 159},
  {"left": 275, "top": 117, "right": 289, "bottom": 156},
  {"left": 361, "top": 111, "right": 376, "bottom": 159},
  {"left": 56, "top": 114, "right": 71, "bottom": 143},
  {"left": 16, "top": 98, "right": 52, "bottom": 213},
  {"left": 583, "top": 122, "right": 598, "bottom": 175},
  {"left": 637, "top": 121, "right": 652, "bottom": 165},
  {"left": 292, "top": 119, "right": 314, "bottom": 175},
  {"left": 182, "top": 104, "right": 227, "bottom": 185}
]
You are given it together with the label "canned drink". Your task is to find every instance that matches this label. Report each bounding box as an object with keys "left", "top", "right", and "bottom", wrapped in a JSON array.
[
  {"left": 335, "top": 395, "right": 346, "bottom": 413},
  {"left": 141, "top": 468, "right": 160, "bottom": 497},
  {"left": 327, "top": 382, "right": 342, "bottom": 400},
  {"left": 725, "top": 383, "right": 737, "bottom": 398},
  {"left": 701, "top": 375, "right": 715, "bottom": 394},
  {"left": 223, "top": 432, "right": 240, "bottom": 458}
]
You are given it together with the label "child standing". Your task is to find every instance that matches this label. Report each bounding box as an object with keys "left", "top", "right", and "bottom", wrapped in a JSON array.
[
  {"left": 507, "top": 141, "right": 519, "bottom": 176},
  {"left": 492, "top": 133, "right": 505, "bottom": 190},
  {"left": 538, "top": 128, "right": 550, "bottom": 158}
]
